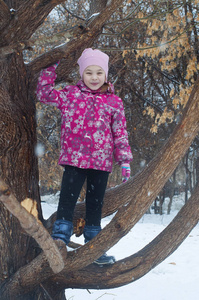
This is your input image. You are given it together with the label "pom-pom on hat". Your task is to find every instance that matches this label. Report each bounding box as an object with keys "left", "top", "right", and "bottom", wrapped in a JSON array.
[{"left": 77, "top": 48, "right": 109, "bottom": 80}]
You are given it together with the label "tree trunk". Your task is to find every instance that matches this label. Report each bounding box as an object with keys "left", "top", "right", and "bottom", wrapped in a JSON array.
[
  {"left": 0, "top": 1, "right": 125, "bottom": 299},
  {"left": 0, "top": 1, "right": 199, "bottom": 299},
  {"left": 1, "top": 74, "right": 199, "bottom": 299},
  {"left": 0, "top": 53, "right": 46, "bottom": 299}
]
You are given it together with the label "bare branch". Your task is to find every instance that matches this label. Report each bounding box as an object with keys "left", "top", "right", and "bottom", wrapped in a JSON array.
[
  {"left": 27, "top": 0, "right": 125, "bottom": 79},
  {"left": 59, "top": 4, "right": 86, "bottom": 21},
  {"left": 0, "top": 179, "right": 64, "bottom": 274}
]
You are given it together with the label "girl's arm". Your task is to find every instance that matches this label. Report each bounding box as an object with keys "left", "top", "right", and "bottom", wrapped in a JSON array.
[
  {"left": 111, "top": 98, "right": 133, "bottom": 165},
  {"left": 36, "top": 62, "right": 62, "bottom": 108}
]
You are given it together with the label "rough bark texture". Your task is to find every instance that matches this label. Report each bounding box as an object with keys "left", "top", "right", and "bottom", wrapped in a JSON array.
[
  {"left": 0, "top": 180, "right": 65, "bottom": 274},
  {"left": 0, "top": 0, "right": 199, "bottom": 299},
  {"left": 0, "top": 1, "right": 124, "bottom": 299},
  {"left": 1, "top": 76, "right": 199, "bottom": 299}
]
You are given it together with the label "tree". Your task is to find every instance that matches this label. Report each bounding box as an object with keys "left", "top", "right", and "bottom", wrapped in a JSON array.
[
  {"left": 34, "top": 0, "right": 199, "bottom": 195},
  {"left": 0, "top": 1, "right": 199, "bottom": 299}
]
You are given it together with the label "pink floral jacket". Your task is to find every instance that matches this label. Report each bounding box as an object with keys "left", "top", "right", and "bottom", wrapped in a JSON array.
[{"left": 36, "top": 64, "right": 133, "bottom": 172}]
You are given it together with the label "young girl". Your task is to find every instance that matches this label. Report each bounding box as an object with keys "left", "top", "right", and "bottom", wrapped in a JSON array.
[{"left": 36, "top": 48, "right": 133, "bottom": 265}]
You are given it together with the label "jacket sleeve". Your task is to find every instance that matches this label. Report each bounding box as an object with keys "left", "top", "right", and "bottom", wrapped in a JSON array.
[
  {"left": 111, "top": 97, "right": 133, "bottom": 165},
  {"left": 36, "top": 62, "right": 62, "bottom": 109}
]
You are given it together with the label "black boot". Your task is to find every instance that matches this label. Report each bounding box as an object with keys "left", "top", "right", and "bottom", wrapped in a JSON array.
[
  {"left": 83, "top": 225, "right": 115, "bottom": 266},
  {"left": 52, "top": 219, "right": 73, "bottom": 245}
]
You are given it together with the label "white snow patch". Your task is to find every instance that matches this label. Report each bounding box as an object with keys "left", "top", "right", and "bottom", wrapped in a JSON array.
[
  {"left": 35, "top": 143, "right": 45, "bottom": 157},
  {"left": 41, "top": 196, "right": 199, "bottom": 300}
]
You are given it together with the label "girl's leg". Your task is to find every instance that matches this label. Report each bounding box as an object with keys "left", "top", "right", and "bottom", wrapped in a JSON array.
[
  {"left": 85, "top": 169, "right": 109, "bottom": 226},
  {"left": 57, "top": 165, "right": 86, "bottom": 221},
  {"left": 83, "top": 170, "right": 115, "bottom": 265}
]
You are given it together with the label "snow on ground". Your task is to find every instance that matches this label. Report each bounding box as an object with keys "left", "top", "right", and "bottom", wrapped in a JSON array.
[{"left": 42, "top": 194, "right": 199, "bottom": 300}]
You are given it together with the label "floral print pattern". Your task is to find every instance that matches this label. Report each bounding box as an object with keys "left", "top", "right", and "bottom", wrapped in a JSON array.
[{"left": 36, "top": 64, "right": 132, "bottom": 172}]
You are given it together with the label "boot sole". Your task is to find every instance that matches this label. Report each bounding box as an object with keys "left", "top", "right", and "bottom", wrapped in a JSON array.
[{"left": 93, "top": 258, "right": 116, "bottom": 266}]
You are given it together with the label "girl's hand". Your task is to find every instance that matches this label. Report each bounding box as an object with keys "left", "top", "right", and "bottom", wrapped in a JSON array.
[{"left": 121, "top": 163, "right": 131, "bottom": 182}]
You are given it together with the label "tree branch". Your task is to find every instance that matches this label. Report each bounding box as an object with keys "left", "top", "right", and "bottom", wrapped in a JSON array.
[
  {"left": 2, "top": 180, "right": 199, "bottom": 298},
  {"left": 0, "top": 0, "right": 66, "bottom": 46},
  {"left": 0, "top": 0, "right": 10, "bottom": 30},
  {"left": 48, "top": 74, "right": 199, "bottom": 272},
  {"left": 50, "top": 182, "right": 199, "bottom": 291},
  {"left": 87, "top": 0, "right": 109, "bottom": 19},
  {"left": 1, "top": 75, "right": 199, "bottom": 298},
  {"left": 0, "top": 40, "right": 34, "bottom": 58},
  {"left": 0, "top": 27, "right": 76, "bottom": 58},
  {"left": 58, "top": 3, "right": 86, "bottom": 21},
  {"left": 0, "top": 179, "right": 64, "bottom": 274},
  {"left": 27, "top": 0, "right": 125, "bottom": 79}
]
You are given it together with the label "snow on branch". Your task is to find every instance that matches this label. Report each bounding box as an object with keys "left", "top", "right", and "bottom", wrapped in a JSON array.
[
  {"left": 0, "top": 179, "right": 65, "bottom": 274},
  {"left": 87, "top": 12, "right": 100, "bottom": 21}
]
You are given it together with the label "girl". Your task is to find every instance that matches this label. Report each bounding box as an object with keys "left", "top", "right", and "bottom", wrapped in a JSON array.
[{"left": 36, "top": 48, "right": 133, "bottom": 265}]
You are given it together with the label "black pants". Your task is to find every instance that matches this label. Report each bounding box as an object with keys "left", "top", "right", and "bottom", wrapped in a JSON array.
[{"left": 57, "top": 165, "right": 109, "bottom": 226}]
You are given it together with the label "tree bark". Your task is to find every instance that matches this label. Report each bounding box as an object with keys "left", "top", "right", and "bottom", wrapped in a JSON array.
[
  {"left": 1, "top": 75, "right": 199, "bottom": 299},
  {"left": 0, "top": 179, "right": 65, "bottom": 274},
  {"left": 27, "top": 0, "right": 125, "bottom": 79},
  {"left": 1, "top": 0, "right": 199, "bottom": 299},
  {"left": 0, "top": 0, "right": 66, "bottom": 46},
  {"left": 0, "top": 1, "right": 125, "bottom": 299},
  {"left": 0, "top": 0, "right": 10, "bottom": 29},
  {"left": 0, "top": 52, "right": 45, "bottom": 299},
  {"left": 46, "top": 180, "right": 199, "bottom": 292}
]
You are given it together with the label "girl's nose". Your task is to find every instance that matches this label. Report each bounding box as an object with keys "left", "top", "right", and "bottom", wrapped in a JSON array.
[{"left": 92, "top": 73, "right": 97, "bottom": 79}]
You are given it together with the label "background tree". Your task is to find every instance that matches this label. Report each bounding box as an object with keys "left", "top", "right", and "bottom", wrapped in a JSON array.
[
  {"left": 34, "top": 0, "right": 199, "bottom": 202},
  {"left": 0, "top": 1, "right": 199, "bottom": 300}
]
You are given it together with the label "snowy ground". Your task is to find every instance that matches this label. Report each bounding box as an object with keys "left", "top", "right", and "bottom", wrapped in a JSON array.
[{"left": 42, "top": 194, "right": 199, "bottom": 300}]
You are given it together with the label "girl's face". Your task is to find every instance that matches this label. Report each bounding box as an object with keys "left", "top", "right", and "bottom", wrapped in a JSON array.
[{"left": 83, "top": 65, "right": 106, "bottom": 90}]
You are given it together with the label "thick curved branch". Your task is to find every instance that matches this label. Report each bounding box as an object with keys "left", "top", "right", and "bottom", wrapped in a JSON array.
[
  {"left": 2, "top": 76, "right": 199, "bottom": 299},
  {"left": 48, "top": 74, "right": 199, "bottom": 269},
  {"left": 0, "top": 179, "right": 64, "bottom": 274},
  {"left": 3, "top": 181, "right": 199, "bottom": 298},
  {"left": 1, "top": 0, "right": 66, "bottom": 46},
  {"left": 0, "top": 40, "right": 34, "bottom": 58},
  {"left": 49, "top": 181, "right": 199, "bottom": 290},
  {"left": 0, "top": 28, "right": 75, "bottom": 58},
  {"left": 27, "top": 0, "right": 125, "bottom": 79},
  {"left": 71, "top": 74, "right": 199, "bottom": 262}
]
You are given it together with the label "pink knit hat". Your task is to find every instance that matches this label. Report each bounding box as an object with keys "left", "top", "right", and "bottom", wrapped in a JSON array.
[{"left": 77, "top": 48, "right": 109, "bottom": 80}]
